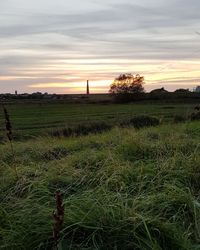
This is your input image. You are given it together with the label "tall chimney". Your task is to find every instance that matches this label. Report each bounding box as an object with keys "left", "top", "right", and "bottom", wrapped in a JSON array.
[{"left": 86, "top": 80, "right": 90, "bottom": 95}]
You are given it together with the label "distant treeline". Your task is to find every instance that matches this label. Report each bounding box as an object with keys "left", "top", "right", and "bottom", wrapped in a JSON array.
[
  {"left": 112, "top": 89, "right": 200, "bottom": 103},
  {"left": 1, "top": 89, "right": 200, "bottom": 104},
  {"left": 0, "top": 92, "right": 91, "bottom": 103}
]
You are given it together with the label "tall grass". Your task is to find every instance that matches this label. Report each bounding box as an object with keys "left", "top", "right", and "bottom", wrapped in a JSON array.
[{"left": 1, "top": 122, "right": 200, "bottom": 249}]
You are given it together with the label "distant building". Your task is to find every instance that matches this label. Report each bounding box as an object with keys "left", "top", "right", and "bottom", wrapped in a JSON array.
[
  {"left": 174, "top": 88, "right": 190, "bottom": 93},
  {"left": 15, "top": 90, "right": 18, "bottom": 95},
  {"left": 86, "top": 80, "right": 90, "bottom": 95},
  {"left": 150, "top": 87, "right": 168, "bottom": 94}
]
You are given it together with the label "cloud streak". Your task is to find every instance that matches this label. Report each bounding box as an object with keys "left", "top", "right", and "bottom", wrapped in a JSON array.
[{"left": 0, "top": 0, "right": 200, "bottom": 93}]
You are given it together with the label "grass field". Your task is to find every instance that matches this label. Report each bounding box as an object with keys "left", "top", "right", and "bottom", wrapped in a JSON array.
[
  {"left": 0, "top": 102, "right": 196, "bottom": 139},
  {"left": 1, "top": 102, "right": 200, "bottom": 249}
]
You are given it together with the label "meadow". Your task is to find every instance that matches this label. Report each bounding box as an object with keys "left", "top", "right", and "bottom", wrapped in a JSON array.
[
  {"left": 1, "top": 102, "right": 200, "bottom": 249},
  {"left": 0, "top": 102, "right": 196, "bottom": 139}
]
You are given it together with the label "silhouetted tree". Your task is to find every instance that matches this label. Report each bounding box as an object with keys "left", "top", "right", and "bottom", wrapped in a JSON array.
[{"left": 109, "top": 74, "right": 145, "bottom": 95}]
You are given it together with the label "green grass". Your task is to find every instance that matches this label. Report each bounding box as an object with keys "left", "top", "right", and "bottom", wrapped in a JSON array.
[
  {"left": 1, "top": 121, "right": 200, "bottom": 249},
  {"left": 0, "top": 103, "right": 195, "bottom": 139}
]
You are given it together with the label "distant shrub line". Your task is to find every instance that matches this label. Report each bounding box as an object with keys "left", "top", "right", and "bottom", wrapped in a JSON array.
[
  {"left": 50, "top": 110, "right": 200, "bottom": 138},
  {"left": 112, "top": 92, "right": 200, "bottom": 104},
  {"left": 1, "top": 91, "right": 200, "bottom": 105},
  {"left": 50, "top": 122, "right": 112, "bottom": 138},
  {"left": 50, "top": 115, "right": 161, "bottom": 138}
]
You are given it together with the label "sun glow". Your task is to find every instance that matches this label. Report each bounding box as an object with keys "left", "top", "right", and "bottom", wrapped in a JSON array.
[
  {"left": 29, "top": 79, "right": 112, "bottom": 93},
  {"left": 1, "top": 57, "right": 200, "bottom": 93},
  {"left": 25, "top": 59, "right": 200, "bottom": 93}
]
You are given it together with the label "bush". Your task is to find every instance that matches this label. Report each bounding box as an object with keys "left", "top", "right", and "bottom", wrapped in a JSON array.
[
  {"left": 120, "top": 115, "right": 160, "bottom": 129},
  {"left": 51, "top": 122, "right": 112, "bottom": 137}
]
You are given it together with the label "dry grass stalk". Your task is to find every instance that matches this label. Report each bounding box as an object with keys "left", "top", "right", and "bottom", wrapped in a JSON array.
[
  {"left": 52, "top": 190, "right": 65, "bottom": 249},
  {"left": 3, "top": 105, "right": 18, "bottom": 177},
  {"left": 3, "top": 106, "right": 13, "bottom": 142}
]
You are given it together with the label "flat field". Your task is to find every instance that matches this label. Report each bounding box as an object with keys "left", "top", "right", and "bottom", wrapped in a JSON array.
[
  {"left": 1, "top": 102, "right": 200, "bottom": 249},
  {"left": 0, "top": 102, "right": 196, "bottom": 138}
]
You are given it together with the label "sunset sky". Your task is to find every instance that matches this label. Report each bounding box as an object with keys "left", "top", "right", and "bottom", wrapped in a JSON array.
[{"left": 1, "top": 0, "right": 200, "bottom": 94}]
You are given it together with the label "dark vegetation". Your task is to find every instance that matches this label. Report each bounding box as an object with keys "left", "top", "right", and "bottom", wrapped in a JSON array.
[
  {"left": 120, "top": 115, "right": 160, "bottom": 129},
  {"left": 1, "top": 89, "right": 200, "bottom": 105},
  {"left": 49, "top": 111, "right": 200, "bottom": 138},
  {"left": 50, "top": 115, "right": 160, "bottom": 138},
  {"left": 111, "top": 89, "right": 200, "bottom": 103},
  {"left": 50, "top": 122, "right": 112, "bottom": 137}
]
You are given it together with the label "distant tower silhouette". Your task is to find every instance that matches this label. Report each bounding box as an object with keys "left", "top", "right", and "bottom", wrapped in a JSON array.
[{"left": 86, "top": 80, "right": 90, "bottom": 95}]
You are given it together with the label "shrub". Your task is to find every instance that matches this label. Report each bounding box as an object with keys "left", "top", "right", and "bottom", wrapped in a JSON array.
[{"left": 120, "top": 115, "right": 160, "bottom": 129}]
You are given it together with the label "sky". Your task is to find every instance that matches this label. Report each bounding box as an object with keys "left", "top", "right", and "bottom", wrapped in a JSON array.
[{"left": 0, "top": 0, "right": 200, "bottom": 94}]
